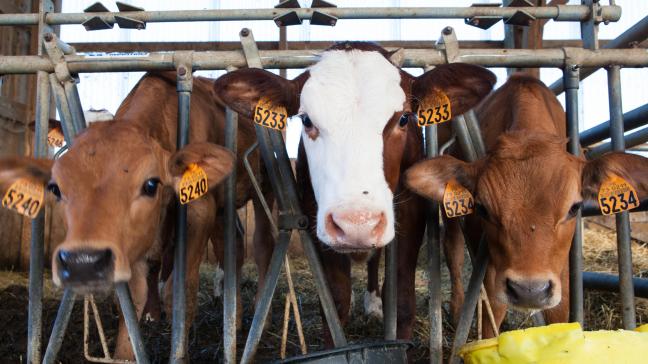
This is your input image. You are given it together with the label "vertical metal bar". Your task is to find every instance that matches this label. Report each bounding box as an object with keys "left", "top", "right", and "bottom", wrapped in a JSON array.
[
  {"left": 425, "top": 123, "right": 443, "bottom": 364},
  {"left": 114, "top": 283, "right": 150, "bottom": 363},
  {"left": 607, "top": 65, "right": 636, "bottom": 330},
  {"left": 171, "top": 64, "right": 193, "bottom": 363},
  {"left": 449, "top": 235, "right": 488, "bottom": 364},
  {"left": 452, "top": 115, "right": 478, "bottom": 162},
  {"left": 564, "top": 65, "right": 584, "bottom": 326},
  {"left": 223, "top": 107, "right": 238, "bottom": 364},
  {"left": 384, "top": 238, "right": 397, "bottom": 340},
  {"left": 580, "top": 0, "right": 600, "bottom": 50},
  {"left": 241, "top": 231, "right": 292, "bottom": 364},
  {"left": 43, "top": 289, "right": 76, "bottom": 364},
  {"left": 27, "top": 70, "right": 50, "bottom": 364},
  {"left": 464, "top": 110, "right": 486, "bottom": 158},
  {"left": 63, "top": 78, "right": 87, "bottom": 131},
  {"left": 48, "top": 74, "right": 75, "bottom": 145}
]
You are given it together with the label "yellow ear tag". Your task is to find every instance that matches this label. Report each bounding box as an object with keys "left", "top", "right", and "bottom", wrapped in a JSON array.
[
  {"left": 2, "top": 178, "right": 45, "bottom": 219},
  {"left": 598, "top": 174, "right": 640, "bottom": 215},
  {"left": 254, "top": 97, "right": 288, "bottom": 131},
  {"left": 178, "top": 163, "right": 208, "bottom": 205},
  {"left": 417, "top": 89, "right": 452, "bottom": 127},
  {"left": 47, "top": 127, "right": 65, "bottom": 148},
  {"left": 443, "top": 180, "right": 474, "bottom": 218}
]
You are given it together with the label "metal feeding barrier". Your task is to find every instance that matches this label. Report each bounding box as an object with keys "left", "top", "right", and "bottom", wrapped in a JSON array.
[{"left": 0, "top": 1, "right": 647, "bottom": 363}]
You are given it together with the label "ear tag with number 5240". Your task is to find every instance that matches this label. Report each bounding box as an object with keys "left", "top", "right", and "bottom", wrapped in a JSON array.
[
  {"left": 178, "top": 163, "right": 208, "bottom": 205},
  {"left": 443, "top": 180, "right": 474, "bottom": 218},
  {"left": 417, "top": 89, "right": 452, "bottom": 127},
  {"left": 2, "top": 178, "right": 45, "bottom": 218},
  {"left": 598, "top": 174, "right": 640, "bottom": 215},
  {"left": 254, "top": 97, "right": 288, "bottom": 131}
]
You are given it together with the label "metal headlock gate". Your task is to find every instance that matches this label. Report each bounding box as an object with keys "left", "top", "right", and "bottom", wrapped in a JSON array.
[{"left": 0, "top": 1, "right": 647, "bottom": 363}]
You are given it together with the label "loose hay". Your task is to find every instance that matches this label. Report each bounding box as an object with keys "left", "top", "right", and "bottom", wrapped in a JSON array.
[{"left": 0, "top": 221, "right": 647, "bottom": 363}]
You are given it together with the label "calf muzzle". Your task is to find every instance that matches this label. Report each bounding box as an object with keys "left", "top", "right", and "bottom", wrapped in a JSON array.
[
  {"left": 57, "top": 248, "right": 114, "bottom": 291},
  {"left": 505, "top": 278, "right": 553, "bottom": 309}
]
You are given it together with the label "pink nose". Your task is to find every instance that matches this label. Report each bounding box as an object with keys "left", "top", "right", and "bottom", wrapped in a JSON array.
[{"left": 325, "top": 210, "right": 387, "bottom": 250}]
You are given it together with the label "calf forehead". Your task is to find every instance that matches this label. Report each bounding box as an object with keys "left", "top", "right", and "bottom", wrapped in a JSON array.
[{"left": 300, "top": 50, "right": 405, "bottom": 133}]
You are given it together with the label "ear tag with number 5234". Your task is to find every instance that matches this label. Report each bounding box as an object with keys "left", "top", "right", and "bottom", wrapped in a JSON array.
[
  {"left": 598, "top": 174, "right": 640, "bottom": 215},
  {"left": 443, "top": 180, "right": 474, "bottom": 218},
  {"left": 178, "top": 163, "right": 208, "bottom": 205},
  {"left": 254, "top": 97, "right": 288, "bottom": 131},
  {"left": 2, "top": 178, "right": 45, "bottom": 218},
  {"left": 417, "top": 89, "right": 452, "bottom": 127}
]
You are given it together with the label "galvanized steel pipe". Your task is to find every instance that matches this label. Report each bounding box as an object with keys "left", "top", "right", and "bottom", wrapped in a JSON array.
[{"left": 581, "top": 103, "right": 648, "bottom": 147}]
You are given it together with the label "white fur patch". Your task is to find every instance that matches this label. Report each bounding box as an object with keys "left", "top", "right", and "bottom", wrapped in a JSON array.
[
  {"left": 363, "top": 290, "right": 383, "bottom": 320},
  {"left": 213, "top": 264, "right": 224, "bottom": 298},
  {"left": 84, "top": 108, "right": 114, "bottom": 123},
  {"left": 300, "top": 50, "right": 405, "bottom": 248}
]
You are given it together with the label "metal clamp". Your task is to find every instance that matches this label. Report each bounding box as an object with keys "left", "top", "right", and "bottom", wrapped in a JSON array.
[
  {"left": 278, "top": 213, "right": 309, "bottom": 231},
  {"left": 43, "top": 32, "right": 75, "bottom": 83},
  {"left": 173, "top": 51, "right": 194, "bottom": 92},
  {"left": 437, "top": 26, "right": 459, "bottom": 64}
]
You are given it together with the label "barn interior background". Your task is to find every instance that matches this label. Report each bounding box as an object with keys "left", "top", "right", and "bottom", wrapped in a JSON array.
[{"left": 0, "top": 0, "right": 647, "bottom": 363}]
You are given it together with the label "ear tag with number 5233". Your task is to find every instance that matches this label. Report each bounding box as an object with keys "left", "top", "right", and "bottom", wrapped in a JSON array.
[
  {"left": 417, "top": 89, "right": 452, "bottom": 127},
  {"left": 598, "top": 174, "right": 640, "bottom": 215},
  {"left": 443, "top": 180, "right": 474, "bottom": 218},
  {"left": 178, "top": 163, "right": 208, "bottom": 205},
  {"left": 2, "top": 178, "right": 45, "bottom": 219},
  {"left": 254, "top": 97, "right": 288, "bottom": 131}
]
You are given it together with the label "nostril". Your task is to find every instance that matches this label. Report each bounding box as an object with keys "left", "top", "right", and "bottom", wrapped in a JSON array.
[
  {"left": 325, "top": 213, "right": 346, "bottom": 240},
  {"left": 96, "top": 249, "right": 113, "bottom": 269},
  {"left": 370, "top": 212, "right": 387, "bottom": 239},
  {"left": 58, "top": 250, "right": 70, "bottom": 269},
  {"left": 506, "top": 279, "right": 519, "bottom": 299}
]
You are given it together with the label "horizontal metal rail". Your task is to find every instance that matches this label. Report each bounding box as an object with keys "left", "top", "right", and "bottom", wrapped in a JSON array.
[
  {"left": 587, "top": 126, "right": 648, "bottom": 158},
  {"left": 1, "top": 48, "right": 648, "bottom": 74},
  {"left": 68, "top": 39, "right": 646, "bottom": 54},
  {"left": 550, "top": 15, "right": 648, "bottom": 95},
  {"left": 0, "top": 5, "right": 621, "bottom": 26},
  {"left": 580, "top": 103, "right": 648, "bottom": 147},
  {"left": 583, "top": 272, "right": 648, "bottom": 299}
]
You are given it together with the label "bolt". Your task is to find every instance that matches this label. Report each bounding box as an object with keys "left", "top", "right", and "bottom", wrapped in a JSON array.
[
  {"left": 329, "top": 19, "right": 336, "bottom": 26},
  {"left": 240, "top": 28, "right": 250, "bottom": 37},
  {"left": 571, "top": 64, "right": 580, "bottom": 71},
  {"left": 297, "top": 217, "right": 309, "bottom": 229},
  {"left": 276, "top": 20, "right": 283, "bottom": 26},
  {"left": 443, "top": 26, "right": 453, "bottom": 35},
  {"left": 178, "top": 66, "right": 186, "bottom": 76},
  {"left": 44, "top": 33, "right": 53, "bottom": 42}
]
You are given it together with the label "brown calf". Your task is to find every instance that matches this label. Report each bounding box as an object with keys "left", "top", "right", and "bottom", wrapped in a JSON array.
[
  {"left": 407, "top": 75, "right": 648, "bottom": 336},
  {"left": 214, "top": 42, "right": 495, "bottom": 343},
  {"left": 0, "top": 72, "right": 273, "bottom": 359}
]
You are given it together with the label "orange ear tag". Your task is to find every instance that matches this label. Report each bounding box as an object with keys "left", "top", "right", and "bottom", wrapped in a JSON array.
[
  {"left": 254, "top": 97, "right": 288, "bottom": 131},
  {"left": 47, "top": 127, "right": 65, "bottom": 148},
  {"left": 443, "top": 180, "right": 474, "bottom": 218},
  {"left": 2, "top": 178, "right": 45, "bottom": 218},
  {"left": 417, "top": 89, "right": 452, "bottom": 127},
  {"left": 178, "top": 163, "right": 208, "bottom": 205},
  {"left": 598, "top": 174, "right": 640, "bottom": 215}
]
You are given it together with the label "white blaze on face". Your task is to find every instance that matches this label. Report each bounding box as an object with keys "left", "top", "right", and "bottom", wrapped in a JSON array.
[{"left": 300, "top": 50, "right": 405, "bottom": 250}]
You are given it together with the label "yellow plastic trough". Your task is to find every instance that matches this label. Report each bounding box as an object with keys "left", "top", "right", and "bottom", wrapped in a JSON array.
[{"left": 459, "top": 322, "right": 648, "bottom": 364}]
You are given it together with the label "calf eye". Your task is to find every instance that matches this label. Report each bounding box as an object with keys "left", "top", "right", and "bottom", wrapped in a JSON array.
[
  {"left": 475, "top": 203, "right": 489, "bottom": 220},
  {"left": 300, "top": 114, "right": 313, "bottom": 129},
  {"left": 142, "top": 178, "right": 161, "bottom": 197},
  {"left": 47, "top": 182, "right": 61, "bottom": 200},
  {"left": 567, "top": 201, "right": 583, "bottom": 219},
  {"left": 399, "top": 113, "right": 410, "bottom": 128}
]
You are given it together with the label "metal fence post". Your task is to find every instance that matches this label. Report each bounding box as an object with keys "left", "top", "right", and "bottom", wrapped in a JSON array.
[
  {"left": 223, "top": 106, "right": 238, "bottom": 364},
  {"left": 384, "top": 238, "right": 397, "bottom": 340},
  {"left": 607, "top": 65, "right": 636, "bottom": 330},
  {"left": 564, "top": 65, "right": 584, "bottom": 326},
  {"left": 170, "top": 52, "right": 194, "bottom": 363},
  {"left": 43, "top": 290, "right": 76, "bottom": 364}
]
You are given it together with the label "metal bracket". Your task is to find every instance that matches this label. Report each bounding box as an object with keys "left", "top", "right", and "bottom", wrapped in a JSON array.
[
  {"left": 115, "top": 1, "right": 146, "bottom": 29},
  {"left": 504, "top": 0, "right": 536, "bottom": 26},
  {"left": 43, "top": 33, "right": 76, "bottom": 83},
  {"left": 82, "top": 2, "right": 113, "bottom": 30},
  {"left": 173, "top": 51, "right": 194, "bottom": 92},
  {"left": 311, "top": 0, "right": 338, "bottom": 26},
  {"left": 274, "top": 0, "right": 302, "bottom": 27},
  {"left": 465, "top": 3, "right": 501, "bottom": 30},
  {"left": 436, "top": 26, "right": 459, "bottom": 64}
]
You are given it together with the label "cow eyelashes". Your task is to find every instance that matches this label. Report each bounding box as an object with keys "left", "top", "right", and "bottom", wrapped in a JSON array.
[
  {"left": 47, "top": 182, "right": 61, "bottom": 201},
  {"left": 567, "top": 201, "right": 583, "bottom": 219},
  {"left": 141, "top": 178, "right": 161, "bottom": 197}
]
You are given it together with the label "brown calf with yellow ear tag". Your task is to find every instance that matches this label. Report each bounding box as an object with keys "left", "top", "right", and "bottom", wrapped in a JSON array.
[
  {"left": 2, "top": 177, "right": 45, "bottom": 219},
  {"left": 254, "top": 97, "right": 288, "bottom": 131},
  {"left": 598, "top": 174, "right": 640, "bottom": 215},
  {"left": 417, "top": 89, "right": 452, "bottom": 127}
]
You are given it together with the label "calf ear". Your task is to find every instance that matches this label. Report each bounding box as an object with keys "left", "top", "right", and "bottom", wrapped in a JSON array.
[
  {"left": 405, "top": 155, "right": 480, "bottom": 201},
  {"left": 582, "top": 152, "right": 648, "bottom": 200},
  {"left": 412, "top": 63, "right": 496, "bottom": 116},
  {"left": 0, "top": 157, "right": 53, "bottom": 195},
  {"left": 168, "top": 143, "right": 235, "bottom": 190},
  {"left": 213, "top": 69, "right": 308, "bottom": 118}
]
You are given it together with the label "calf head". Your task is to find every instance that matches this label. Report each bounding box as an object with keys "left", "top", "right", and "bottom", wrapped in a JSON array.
[
  {"left": 214, "top": 42, "right": 494, "bottom": 252},
  {"left": 0, "top": 122, "right": 234, "bottom": 293},
  {"left": 407, "top": 131, "right": 648, "bottom": 311}
]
